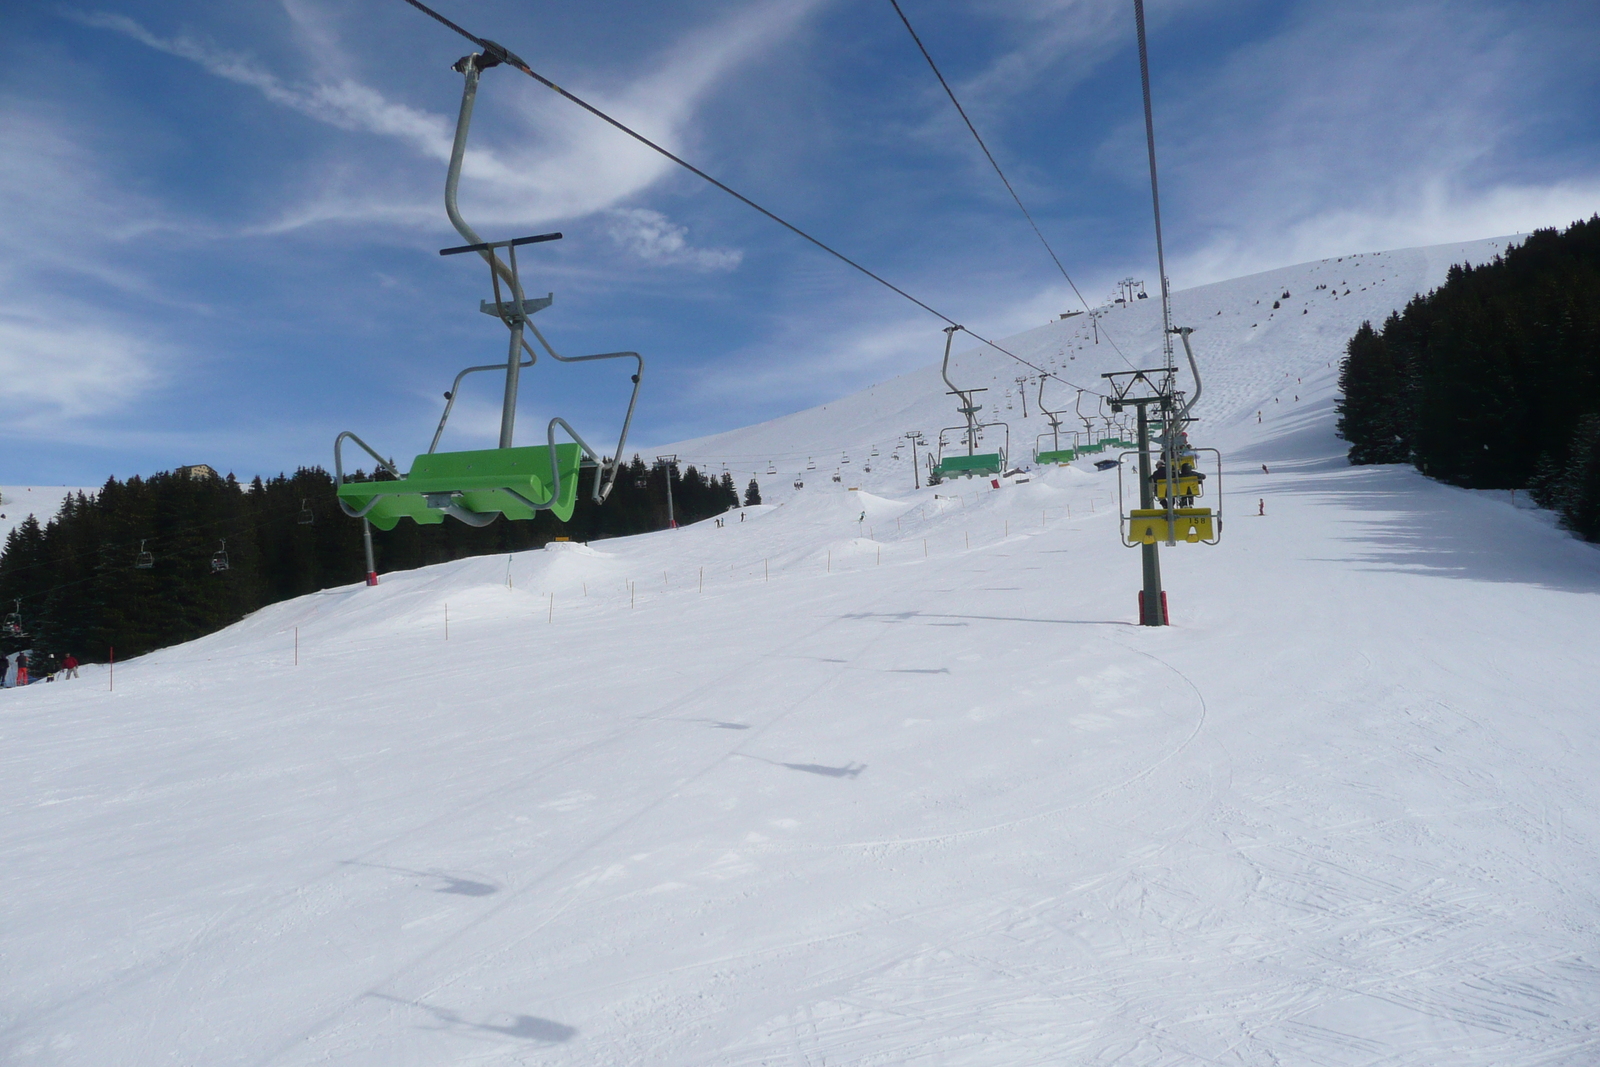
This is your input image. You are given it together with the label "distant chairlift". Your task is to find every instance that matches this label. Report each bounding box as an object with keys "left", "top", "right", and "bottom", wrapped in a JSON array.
[
  {"left": 333, "top": 47, "right": 642, "bottom": 532},
  {"left": 3, "top": 599, "right": 26, "bottom": 639},
  {"left": 1074, "top": 391, "right": 1104, "bottom": 456},
  {"left": 931, "top": 326, "right": 1008, "bottom": 481},
  {"left": 1033, "top": 379, "right": 1077, "bottom": 465},
  {"left": 212, "top": 540, "right": 230, "bottom": 573},
  {"left": 297, "top": 498, "right": 314, "bottom": 525},
  {"left": 135, "top": 540, "right": 155, "bottom": 569}
]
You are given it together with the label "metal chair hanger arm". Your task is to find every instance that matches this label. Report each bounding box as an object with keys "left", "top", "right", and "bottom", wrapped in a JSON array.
[
  {"left": 524, "top": 321, "right": 643, "bottom": 502},
  {"left": 428, "top": 357, "right": 534, "bottom": 455}
]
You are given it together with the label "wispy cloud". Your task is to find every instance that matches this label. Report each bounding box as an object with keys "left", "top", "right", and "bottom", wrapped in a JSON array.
[
  {"left": 69, "top": 11, "right": 454, "bottom": 156},
  {"left": 605, "top": 209, "right": 742, "bottom": 271},
  {"left": 74, "top": 0, "right": 826, "bottom": 235},
  {"left": 1120, "top": 0, "right": 1600, "bottom": 282},
  {"left": 0, "top": 312, "right": 160, "bottom": 427},
  {"left": 956, "top": 0, "right": 1213, "bottom": 108},
  {"left": 0, "top": 108, "right": 173, "bottom": 427}
]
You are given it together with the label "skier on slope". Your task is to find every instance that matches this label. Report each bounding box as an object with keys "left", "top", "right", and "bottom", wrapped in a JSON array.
[{"left": 62, "top": 653, "right": 79, "bottom": 680}]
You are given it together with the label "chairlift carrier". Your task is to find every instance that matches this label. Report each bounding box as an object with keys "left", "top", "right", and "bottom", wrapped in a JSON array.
[
  {"left": 1033, "top": 379, "right": 1077, "bottom": 465},
  {"left": 932, "top": 327, "right": 1008, "bottom": 479},
  {"left": 1112, "top": 330, "right": 1223, "bottom": 548},
  {"left": 334, "top": 48, "right": 643, "bottom": 531}
]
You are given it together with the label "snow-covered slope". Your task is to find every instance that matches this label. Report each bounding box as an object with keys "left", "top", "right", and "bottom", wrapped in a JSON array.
[
  {"left": 657, "top": 237, "right": 1522, "bottom": 492},
  {"left": 0, "top": 486, "right": 95, "bottom": 545},
  {"left": 6, "top": 234, "right": 1600, "bottom": 1067}
]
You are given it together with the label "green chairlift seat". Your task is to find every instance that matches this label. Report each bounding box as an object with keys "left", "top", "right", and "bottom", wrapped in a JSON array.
[
  {"left": 338, "top": 444, "right": 583, "bottom": 530},
  {"left": 936, "top": 452, "right": 1004, "bottom": 478},
  {"left": 1034, "top": 449, "right": 1077, "bottom": 465}
]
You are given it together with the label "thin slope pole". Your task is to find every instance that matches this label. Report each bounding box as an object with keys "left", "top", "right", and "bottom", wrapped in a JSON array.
[{"left": 363, "top": 518, "right": 379, "bottom": 586}]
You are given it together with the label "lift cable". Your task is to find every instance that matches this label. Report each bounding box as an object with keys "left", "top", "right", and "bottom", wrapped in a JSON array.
[
  {"left": 394, "top": 0, "right": 1109, "bottom": 398},
  {"left": 886, "top": 0, "right": 1134, "bottom": 370},
  {"left": 1134, "top": 0, "right": 1175, "bottom": 375}
]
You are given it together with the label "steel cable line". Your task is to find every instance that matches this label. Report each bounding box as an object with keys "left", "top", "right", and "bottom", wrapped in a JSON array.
[
  {"left": 394, "top": 0, "right": 1108, "bottom": 397},
  {"left": 885, "top": 0, "right": 1134, "bottom": 370},
  {"left": 1134, "top": 0, "right": 1175, "bottom": 376}
]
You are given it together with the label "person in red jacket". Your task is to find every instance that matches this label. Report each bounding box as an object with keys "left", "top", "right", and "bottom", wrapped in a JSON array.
[{"left": 62, "top": 653, "right": 79, "bottom": 680}]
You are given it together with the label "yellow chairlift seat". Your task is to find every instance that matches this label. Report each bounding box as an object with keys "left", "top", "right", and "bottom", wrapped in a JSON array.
[
  {"left": 1152, "top": 471, "right": 1205, "bottom": 499},
  {"left": 1129, "top": 507, "right": 1214, "bottom": 544}
]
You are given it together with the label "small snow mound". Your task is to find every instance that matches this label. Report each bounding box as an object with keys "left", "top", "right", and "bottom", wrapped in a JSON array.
[{"left": 543, "top": 541, "right": 606, "bottom": 556}]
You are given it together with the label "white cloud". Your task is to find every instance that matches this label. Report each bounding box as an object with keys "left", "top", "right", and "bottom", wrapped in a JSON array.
[
  {"left": 0, "top": 109, "right": 172, "bottom": 427},
  {"left": 1124, "top": 0, "right": 1600, "bottom": 283},
  {"left": 605, "top": 209, "right": 742, "bottom": 271},
  {"left": 0, "top": 310, "right": 160, "bottom": 427},
  {"left": 1176, "top": 179, "right": 1600, "bottom": 284},
  {"left": 68, "top": 12, "right": 455, "bottom": 158},
  {"left": 75, "top": 0, "right": 827, "bottom": 235},
  {"left": 959, "top": 0, "right": 1202, "bottom": 104}
]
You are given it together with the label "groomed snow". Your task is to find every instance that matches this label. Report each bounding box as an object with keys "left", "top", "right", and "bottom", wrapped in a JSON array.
[
  {"left": 0, "top": 486, "right": 95, "bottom": 546},
  {"left": 5, "top": 236, "right": 1600, "bottom": 1066}
]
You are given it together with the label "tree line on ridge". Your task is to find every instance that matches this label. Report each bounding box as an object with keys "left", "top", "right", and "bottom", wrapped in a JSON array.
[{"left": 0, "top": 458, "right": 751, "bottom": 663}]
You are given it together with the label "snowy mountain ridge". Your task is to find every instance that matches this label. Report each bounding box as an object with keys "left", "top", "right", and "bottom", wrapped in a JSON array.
[{"left": 655, "top": 236, "right": 1522, "bottom": 492}]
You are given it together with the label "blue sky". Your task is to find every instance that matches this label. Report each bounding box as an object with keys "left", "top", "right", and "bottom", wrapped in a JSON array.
[{"left": 2, "top": 0, "right": 1597, "bottom": 485}]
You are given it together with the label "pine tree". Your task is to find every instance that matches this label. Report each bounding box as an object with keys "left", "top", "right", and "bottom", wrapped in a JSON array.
[
  {"left": 1336, "top": 215, "right": 1600, "bottom": 530},
  {"left": 1337, "top": 320, "right": 1409, "bottom": 464},
  {"left": 1559, "top": 415, "right": 1600, "bottom": 540},
  {"left": 744, "top": 478, "right": 762, "bottom": 506}
]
